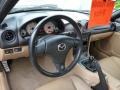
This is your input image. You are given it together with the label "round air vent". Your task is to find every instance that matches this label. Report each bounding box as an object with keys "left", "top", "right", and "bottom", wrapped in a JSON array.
[{"left": 2, "top": 30, "right": 16, "bottom": 42}]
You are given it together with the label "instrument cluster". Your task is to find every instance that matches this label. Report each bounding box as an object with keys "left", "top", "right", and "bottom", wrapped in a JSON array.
[{"left": 20, "top": 20, "right": 64, "bottom": 38}]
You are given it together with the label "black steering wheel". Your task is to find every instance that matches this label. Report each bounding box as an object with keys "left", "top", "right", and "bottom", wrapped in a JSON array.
[{"left": 29, "top": 15, "right": 83, "bottom": 77}]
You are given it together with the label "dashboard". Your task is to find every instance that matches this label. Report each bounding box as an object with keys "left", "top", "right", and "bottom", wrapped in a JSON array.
[
  {"left": 0, "top": 11, "right": 89, "bottom": 49},
  {"left": 0, "top": 10, "right": 114, "bottom": 61},
  {"left": 0, "top": 10, "right": 90, "bottom": 61}
]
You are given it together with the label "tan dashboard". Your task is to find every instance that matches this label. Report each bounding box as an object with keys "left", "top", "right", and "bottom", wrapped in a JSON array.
[
  {"left": 0, "top": 46, "right": 29, "bottom": 61},
  {"left": 0, "top": 32, "right": 114, "bottom": 61},
  {"left": 90, "top": 32, "right": 113, "bottom": 42}
]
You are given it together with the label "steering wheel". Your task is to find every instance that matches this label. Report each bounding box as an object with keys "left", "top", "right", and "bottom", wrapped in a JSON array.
[{"left": 29, "top": 15, "right": 83, "bottom": 77}]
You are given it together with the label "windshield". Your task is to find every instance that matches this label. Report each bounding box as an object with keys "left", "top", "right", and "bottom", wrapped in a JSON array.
[{"left": 13, "top": 0, "right": 92, "bottom": 11}]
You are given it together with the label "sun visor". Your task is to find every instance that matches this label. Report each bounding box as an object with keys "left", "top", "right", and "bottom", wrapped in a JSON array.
[{"left": 88, "top": 0, "right": 116, "bottom": 29}]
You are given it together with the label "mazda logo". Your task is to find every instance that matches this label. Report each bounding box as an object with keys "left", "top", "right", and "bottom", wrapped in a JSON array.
[{"left": 58, "top": 43, "right": 66, "bottom": 51}]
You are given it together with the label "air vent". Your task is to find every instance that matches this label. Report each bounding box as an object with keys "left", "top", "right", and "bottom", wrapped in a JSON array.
[{"left": 2, "top": 30, "right": 16, "bottom": 42}]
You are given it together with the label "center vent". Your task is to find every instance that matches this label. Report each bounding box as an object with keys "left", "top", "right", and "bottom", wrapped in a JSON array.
[{"left": 2, "top": 30, "right": 16, "bottom": 42}]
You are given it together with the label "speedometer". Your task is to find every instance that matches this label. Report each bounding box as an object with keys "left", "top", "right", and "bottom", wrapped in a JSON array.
[
  {"left": 26, "top": 22, "right": 37, "bottom": 35},
  {"left": 44, "top": 22, "right": 55, "bottom": 34}
]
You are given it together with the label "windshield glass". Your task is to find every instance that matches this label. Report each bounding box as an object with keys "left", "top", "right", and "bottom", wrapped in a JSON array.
[{"left": 13, "top": 0, "right": 92, "bottom": 11}]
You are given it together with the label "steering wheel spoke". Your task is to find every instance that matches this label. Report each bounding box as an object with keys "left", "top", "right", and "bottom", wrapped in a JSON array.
[
  {"left": 35, "top": 39, "right": 46, "bottom": 56},
  {"left": 52, "top": 56, "right": 66, "bottom": 73},
  {"left": 55, "top": 63, "right": 65, "bottom": 73}
]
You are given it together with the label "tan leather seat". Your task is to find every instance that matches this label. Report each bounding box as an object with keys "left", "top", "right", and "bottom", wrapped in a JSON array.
[
  {"left": 99, "top": 56, "right": 120, "bottom": 80},
  {"left": 36, "top": 75, "right": 92, "bottom": 90}
]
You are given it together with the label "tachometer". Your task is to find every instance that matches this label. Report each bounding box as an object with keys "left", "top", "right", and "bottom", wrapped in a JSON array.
[
  {"left": 26, "top": 22, "right": 37, "bottom": 35},
  {"left": 44, "top": 22, "right": 55, "bottom": 34}
]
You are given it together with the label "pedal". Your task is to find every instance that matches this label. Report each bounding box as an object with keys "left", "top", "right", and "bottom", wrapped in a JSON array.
[{"left": 1, "top": 61, "right": 10, "bottom": 72}]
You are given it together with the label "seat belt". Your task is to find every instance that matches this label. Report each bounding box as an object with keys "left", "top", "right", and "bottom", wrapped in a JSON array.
[{"left": 92, "top": 60, "right": 109, "bottom": 90}]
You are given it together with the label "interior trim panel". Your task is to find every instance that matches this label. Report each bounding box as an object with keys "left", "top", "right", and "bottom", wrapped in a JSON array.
[{"left": 0, "top": 46, "right": 28, "bottom": 61}]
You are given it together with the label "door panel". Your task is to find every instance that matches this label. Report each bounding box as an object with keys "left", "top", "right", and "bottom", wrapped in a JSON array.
[{"left": 94, "top": 32, "right": 120, "bottom": 58}]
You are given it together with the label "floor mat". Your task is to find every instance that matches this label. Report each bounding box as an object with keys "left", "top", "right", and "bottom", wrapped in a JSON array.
[{"left": 7, "top": 58, "right": 55, "bottom": 90}]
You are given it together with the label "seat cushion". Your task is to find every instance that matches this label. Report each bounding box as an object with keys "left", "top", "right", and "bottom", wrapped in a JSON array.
[
  {"left": 99, "top": 56, "right": 120, "bottom": 80},
  {"left": 106, "top": 73, "right": 120, "bottom": 90},
  {"left": 36, "top": 75, "right": 92, "bottom": 90}
]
